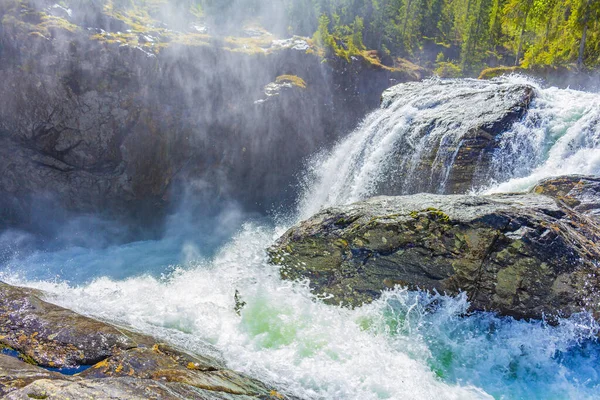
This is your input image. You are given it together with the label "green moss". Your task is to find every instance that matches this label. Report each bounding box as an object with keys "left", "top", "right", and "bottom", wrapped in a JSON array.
[
  {"left": 223, "top": 35, "right": 272, "bottom": 54},
  {"left": 410, "top": 208, "right": 450, "bottom": 223},
  {"left": 18, "top": 352, "right": 38, "bottom": 366},
  {"left": 38, "top": 14, "right": 79, "bottom": 33},
  {"left": 27, "top": 394, "right": 49, "bottom": 399},
  {"left": 0, "top": 342, "right": 38, "bottom": 366},
  {"left": 170, "top": 33, "right": 210, "bottom": 47},
  {"left": 478, "top": 66, "right": 524, "bottom": 80},
  {"left": 103, "top": 0, "right": 169, "bottom": 33},
  {"left": 275, "top": 75, "right": 307, "bottom": 89},
  {"left": 91, "top": 31, "right": 140, "bottom": 47}
]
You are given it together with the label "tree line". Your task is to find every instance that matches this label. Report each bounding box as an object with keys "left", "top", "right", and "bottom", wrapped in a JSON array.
[{"left": 195, "top": 0, "right": 600, "bottom": 76}]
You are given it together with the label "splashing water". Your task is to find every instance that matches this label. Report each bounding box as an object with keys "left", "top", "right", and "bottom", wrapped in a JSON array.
[
  {"left": 2, "top": 77, "right": 600, "bottom": 399},
  {"left": 4, "top": 224, "right": 599, "bottom": 399},
  {"left": 485, "top": 84, "right": 600, "bottom": 193},
  {"left": 298, "top": 76, "right": 600, "bottom": 218}
]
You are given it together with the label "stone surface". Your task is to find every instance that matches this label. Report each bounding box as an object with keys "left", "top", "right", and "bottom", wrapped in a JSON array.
[
  {"left": 532, "top": 175, "right": 600, "bottom": 221},
  {"left": 269, "top": 192, "right": 600, "bottom": 321},
  {"left": 0, "top": 282, "right": 137, "bottom": 368},
  {"left": 0, "top": 283, "right": 298, "bottom": 399},
  {"left": 375, "top": 79, "right": 535, "bottom": 195},
  {"left": 2, "top": 376, "right": 271, "bottom": 400},
  {"left": 0, "top": 354, "right": 65, "bottom": 396},
  {"left": 0, "top": 0, "right": 426, "bottom": 232}
]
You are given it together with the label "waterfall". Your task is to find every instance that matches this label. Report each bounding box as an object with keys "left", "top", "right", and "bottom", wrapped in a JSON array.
[
  {"left": 298, "top": 76, "right": 600, "bottom": 219},
  {"left": 2, "top": 77, "right": 600, "bottom": 400}
]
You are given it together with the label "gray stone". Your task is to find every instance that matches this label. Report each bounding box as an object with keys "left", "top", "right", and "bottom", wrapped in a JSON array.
[{"left": 269, "top": 191, "right": 600, "bottom": 321}]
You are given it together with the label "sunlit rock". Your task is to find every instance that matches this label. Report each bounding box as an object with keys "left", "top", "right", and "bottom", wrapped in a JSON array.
[
  {"left": 0, "top": 283, "right": 299, "bottom": 399},
  {"left": 269, "top": 190, "right": 600, "bottom": 321}
]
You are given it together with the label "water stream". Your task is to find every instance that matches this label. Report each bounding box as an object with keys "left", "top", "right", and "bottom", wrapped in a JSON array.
[{"left": 2, "top": 76, "right": 600, "bottom": 399}]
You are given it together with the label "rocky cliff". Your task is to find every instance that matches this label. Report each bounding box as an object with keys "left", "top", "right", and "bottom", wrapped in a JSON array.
[{"left": 0, "top": 0, "right": 427, "bottom": 235}]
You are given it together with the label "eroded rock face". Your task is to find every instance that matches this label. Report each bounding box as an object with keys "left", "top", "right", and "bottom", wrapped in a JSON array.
[
  {"left": 269, "top": 192, "right": 600, "bottom": 321},
  {"left": 0, "top": 283, "right": 297, "bottom": 400},
  {"left": 0, "top": 0, "right": 425, "bottom": 232}
]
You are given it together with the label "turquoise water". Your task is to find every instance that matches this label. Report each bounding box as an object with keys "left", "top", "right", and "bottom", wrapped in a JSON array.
[
  {"left": 2, "top": 222, "right": 599, "bottom": 399},
  {"left": 2, "top": 77, "right": 600, "bottom": 399}
]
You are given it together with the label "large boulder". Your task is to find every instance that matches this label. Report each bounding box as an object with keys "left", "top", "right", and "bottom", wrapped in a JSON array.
[
  {"left": 0, "top": 282, "right": 298, "bottom": 399},
  {"left": 269, "top": 190, "right": 600, "bottom": 321},
  {"left": 377, "top": 79, "right": 535, "bottom": 195}
]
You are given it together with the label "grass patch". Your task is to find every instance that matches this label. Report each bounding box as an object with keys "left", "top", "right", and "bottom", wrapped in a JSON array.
[{"left": 275, "top": 75, "right": 307, "bottom": 89}]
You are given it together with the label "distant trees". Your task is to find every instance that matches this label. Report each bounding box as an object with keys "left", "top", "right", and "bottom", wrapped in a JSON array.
[{"left": 192, "top": 0, "right": 600, "bottom": 75}]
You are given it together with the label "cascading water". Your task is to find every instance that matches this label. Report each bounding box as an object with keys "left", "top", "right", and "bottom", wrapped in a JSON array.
[
  {"left": 2, "top": 76, "right": 600, "bottom": 399},
  {"left": 298, "top": 76, "right": 600, "bottom": 219},
  {"left": 486, "top": 83, "right": 600, "bottom": 193}
]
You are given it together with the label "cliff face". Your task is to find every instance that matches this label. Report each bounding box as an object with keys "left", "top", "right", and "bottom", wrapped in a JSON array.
[{"left": 0, "top": 0, "right": 427, "bottom": 234}]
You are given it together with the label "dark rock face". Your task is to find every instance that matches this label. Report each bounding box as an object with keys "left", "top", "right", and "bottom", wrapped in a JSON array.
[
  {"left": 0, "top": 283, "right": 298, "bottom": 399},
  {"left": 0, "top": 1, "right": 426, "bottom": 233},
  {"left": 377, "top": 79, "right": 535, "bottom": 195},
  {"left": 269, "top": 191, "right": 600, "bottom": 321}
]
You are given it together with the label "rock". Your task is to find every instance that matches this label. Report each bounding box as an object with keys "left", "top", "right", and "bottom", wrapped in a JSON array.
[
  {"left": 375, "top": 79, "right": 535, "bottom": 195},
  {"left": 0, "top": 0, "right": 425, "bottom": 233},
  {"left": 2, "top": 376, "right": 268, "bottom": 399},
  {"left": 0, "top": 283, "right": 298, "bottom": 399},
  {"left": 532, "top": 175, "right": 600, "bottom": 221},
  {"left": 269, "top": 192, "right": 600, "bottom": 321},
  {"left": 0, "top": 354, "right": 64, "bottom": 396},
  {"left": 0, "top": 282, "right": 137, "bottom": 368},
  {"left": 79, "top": 346, "right": 270, "bottom": 397}
]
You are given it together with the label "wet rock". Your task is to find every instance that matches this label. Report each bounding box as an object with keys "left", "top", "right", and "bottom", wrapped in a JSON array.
[
  {"left": 269, "top": 193, "right": 600, "bottom": 321},
  {"left": 0, "top": 283, "right": 298, "bottom": 399},
  {"left": 0, "top": 282, "right": 137, "bottom": 368},
  {"left": 2, "top": 376, "right": 267, "bottom": 400},
  {"left": 0, "top": 1, "right": 425, "bottom": 231},
  {"left": 376, "top": 79, "right": 535, "bottom": 195},
  {"left": 79, "top": 346, "right": 272, "bottom": 396},
  {"left": 532, "top": 175, "right": 600, "bottom": 221}
]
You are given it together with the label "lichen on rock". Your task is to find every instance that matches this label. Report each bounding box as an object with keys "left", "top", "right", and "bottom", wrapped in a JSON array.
[{"left": 269, "top": 188, "right": 600, "bottom": 321}]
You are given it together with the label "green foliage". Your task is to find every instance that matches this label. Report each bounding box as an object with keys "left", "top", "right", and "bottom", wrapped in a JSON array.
[
  {"left": 273, "top": 0, "right": 600, "bottom": 75},
  {"left": 436, "top": 61, "right": 462, "bottom": 77},
  {"left": 276, "top": 75, "right": 308, "bottom": 89},
  {"left": 12, "top": 0, "right": 600, "bottom": 74}
]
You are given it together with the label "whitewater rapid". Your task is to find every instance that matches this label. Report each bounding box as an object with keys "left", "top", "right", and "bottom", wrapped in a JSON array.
[
  {"left": 2, "top": 76, "right": 600, "bottom": 399},
  {"left": 299, "top": 76, "right": 600, "bottom": 219}
]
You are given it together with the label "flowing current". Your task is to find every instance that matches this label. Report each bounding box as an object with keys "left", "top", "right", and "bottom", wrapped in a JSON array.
[{"left": 2, "top": 76, "right": 600, "bottom": 399}]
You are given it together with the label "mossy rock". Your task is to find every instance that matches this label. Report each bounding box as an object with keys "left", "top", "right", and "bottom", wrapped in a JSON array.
[{"left": 269, "top": 191, "right": 600, "bottom": 321}]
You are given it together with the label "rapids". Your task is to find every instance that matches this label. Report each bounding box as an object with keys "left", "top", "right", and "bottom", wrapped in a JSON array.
[{"left": 1, "top": 76, "right": 600, "bottom": 399}]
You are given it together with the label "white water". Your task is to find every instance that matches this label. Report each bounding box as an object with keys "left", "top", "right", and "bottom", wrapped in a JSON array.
[
  {"left": 299, "top": 76, "right": 600, "bottom": 219},
  {"left": 2, "top": 76, "right": 600, "bottom": 399},
  {"left": 486, "top": 84, "right": 600, "bottom": 193}
]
